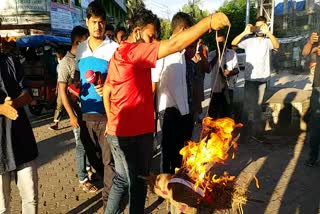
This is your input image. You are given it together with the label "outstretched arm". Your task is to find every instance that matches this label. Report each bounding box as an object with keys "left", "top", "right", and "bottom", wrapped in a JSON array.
[
  {"left": 158, "top": 12, "right": 230, "bottom": 59},
  {"left": 302, "top": 32, "right": 318, "bottom": 56}
]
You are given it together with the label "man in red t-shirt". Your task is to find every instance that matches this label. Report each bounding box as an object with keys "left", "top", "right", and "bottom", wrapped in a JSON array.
[{"left": 103, "top": 7, "right": 230, "bottom": 214}]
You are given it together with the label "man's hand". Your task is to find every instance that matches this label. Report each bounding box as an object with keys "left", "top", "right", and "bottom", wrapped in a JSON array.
[
  {"left": 310, "top": 32, "right": 319, "bottom": 45},
  {"left": 0, "top": 97, "right": 18, "bottom": 120},
  {"left": 70, "top": 115, "right": 79, "bottom": 128},
  {"left": 210, "top": 12, "right": 230, "bottom": 30},
  {"left": 193, "top": 53, "right": 202, "bottom": 63},
  {"left": 243, "top": 24, "right": 253, "bottom": 35},
  {"left": 223, "top": 69, "right": 231, "bottom": 77},
  {"left": 95, "top": 84, "right": 103, "bottom": 97},
  {"left": 260, "top": 24, "right": 270, "bottom": 35}
]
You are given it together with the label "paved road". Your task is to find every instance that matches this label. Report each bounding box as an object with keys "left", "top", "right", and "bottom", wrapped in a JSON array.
[{"left": 8, "top": 71, "right": 320, "bottom": 214}]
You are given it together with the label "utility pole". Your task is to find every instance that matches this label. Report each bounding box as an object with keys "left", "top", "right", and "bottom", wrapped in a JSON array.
[{"left": 246, "top": 0, "right": 250, "bottom": 25}]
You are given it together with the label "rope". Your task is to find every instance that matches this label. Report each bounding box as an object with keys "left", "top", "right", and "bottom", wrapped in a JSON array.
[{"left": 199, "top": 25, "right": 231, "bottom": 140}]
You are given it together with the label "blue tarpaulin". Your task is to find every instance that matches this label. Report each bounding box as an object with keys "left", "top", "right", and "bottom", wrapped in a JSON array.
[
  {"left": 16, "top": 35, "right": 71, "bottom": 48},
  {"left": 275, "top": 0, "right": 306, "bottom": 15}
]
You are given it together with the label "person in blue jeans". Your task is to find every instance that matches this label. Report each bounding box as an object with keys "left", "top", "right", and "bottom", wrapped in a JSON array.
[
  {"left": 103, "top": 6, "right": 230, "bottom": 214},
  {"left": 58, "top": 26, "right": 97, "bottom": 192},
  {"left": 302, "top": 32, "right": 320, "bottom": 166}
]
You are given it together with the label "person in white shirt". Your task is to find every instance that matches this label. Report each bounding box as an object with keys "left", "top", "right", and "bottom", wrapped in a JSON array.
[
  {"left": 232, "top": 16, "right": 279, "bottom": 142},
  {"left": 208, "top": 33, "right": 239, "bottom": 119},
  {"left": 152, "top": 12, "right": 194, "bottom": 174}
]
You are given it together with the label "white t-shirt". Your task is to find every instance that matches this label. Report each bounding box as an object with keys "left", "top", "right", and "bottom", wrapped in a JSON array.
[
  {"left": 208, "top": 49, "right": 239, "bottom": 92},
  {"left": 238, "top": 36, "right": 273, "bottom": 82},
  {"left": 151, "top": 51, "right": 189, "bottom": 115}
]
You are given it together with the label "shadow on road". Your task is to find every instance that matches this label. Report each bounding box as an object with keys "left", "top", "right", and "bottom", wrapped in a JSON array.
[
  {"left": 66, "top": 192, "right": 103, "bottom": 214},
  {"left": 36, "top": 131, "right": 75, "bottom": 167}
]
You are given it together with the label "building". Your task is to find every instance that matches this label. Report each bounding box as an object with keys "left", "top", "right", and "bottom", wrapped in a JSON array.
[
  {"left": 274, "top": 0, "right": 320, "bottom": 37},
  {"left": 0, "top": 0, "right": 127, "bottom": 37}
]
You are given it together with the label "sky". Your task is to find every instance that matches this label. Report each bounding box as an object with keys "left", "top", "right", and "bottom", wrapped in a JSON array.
[
  {"left": 144, "top": 0, "right": 225, "bottom": 19},
  {"left": 145, "top": 0, "right": 284, "bottom": 20}
]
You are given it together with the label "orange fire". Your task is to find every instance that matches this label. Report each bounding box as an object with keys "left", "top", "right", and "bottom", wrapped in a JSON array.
[{"left": 179, "top": 117, "right": 242, "bottom": 191}]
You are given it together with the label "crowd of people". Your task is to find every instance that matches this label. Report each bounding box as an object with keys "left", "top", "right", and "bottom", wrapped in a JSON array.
[{"left": 1, "top": 0, "right": 320, "bottom": 213}]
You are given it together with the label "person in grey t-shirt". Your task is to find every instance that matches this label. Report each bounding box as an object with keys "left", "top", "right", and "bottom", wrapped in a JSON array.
[{"left": 232, "top": 16, "right": 279, "bottom": 143}]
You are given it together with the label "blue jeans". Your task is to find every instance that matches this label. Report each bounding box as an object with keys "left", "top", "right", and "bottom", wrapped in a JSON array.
[
  {"left": 73, "top": 128, "right": 90, "bottom": 182},
  {"left": 105, "top": 133, "right": 153, "bottom": 214},
  {"left": 242, "top": 80, "right": 267, "bottom": 137},
  {"left": 308, "top": 87, "right": 320, "bottom": 162}
]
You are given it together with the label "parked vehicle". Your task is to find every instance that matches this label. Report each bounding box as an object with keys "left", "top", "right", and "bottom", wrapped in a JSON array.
[{"left": 16, "top": 35, "right": 70, "bottom": 115}]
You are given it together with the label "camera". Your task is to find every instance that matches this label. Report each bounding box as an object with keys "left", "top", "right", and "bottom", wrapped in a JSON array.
[{"left": 250, "top": 26, "right": 261, "bottom": 33}]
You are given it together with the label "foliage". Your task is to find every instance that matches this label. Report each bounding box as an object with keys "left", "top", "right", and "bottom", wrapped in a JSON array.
[
  {"left": 126, "top": 0, "right": 145, "bottom": 18},
  {"left": 159, "top": 18, "right": 171, "bottom": 40},
  {"left": 217, "top": 0, "right": 257, "bottom": 49},
  {"left": 181, "top": 0, "right": 210, "bottom": 22},
  {"left": 180, "top": 0, "right": 213, "bottom": 50}
]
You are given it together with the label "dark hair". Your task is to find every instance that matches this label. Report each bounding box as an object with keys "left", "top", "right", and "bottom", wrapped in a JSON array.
[
  {"left": 105, "top": 24, "right": 115, "bottom": 32},
  {"left": 127, "top": 7, "right": 160, "bottom": 34},
  {"left": 56, "top": 47, "right": 67, "bottom": 57},
  {"left": 71, "top": 26, "right": 88, "bottom": 44},
  {"left": 217, "top": 31, "right": 225, "bottom": 38},
  {"left": 115, "top": 26, "right": 126, "bottom": 35},
  {"left": 171, "top": 12, "right": 193, "bottom": 32},
  {"left": 86, "top": 0, "right": 106, "bottom": 20},
  {"left": 256, "top": 16, "right": 267, "bottom": 23}
]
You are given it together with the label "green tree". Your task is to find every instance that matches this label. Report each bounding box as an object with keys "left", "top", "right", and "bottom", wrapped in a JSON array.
[
  {"left": 159, "top": 18, "right": 171, "bottom": 40},
  {"left": 180, "top": 0, "right": 213, "bottom": 50},
  {"left": 217, "top": 0, "right": 257, "bottom": 47},
  {"left": 126, "top": 0, "right": 145, "bottom": 18},
  {"left": 181, "top": 0, "right": 210, "bottom": 22}
]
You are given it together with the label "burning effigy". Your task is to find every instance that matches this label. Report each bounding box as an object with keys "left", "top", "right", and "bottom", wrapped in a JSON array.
[{"left": 149, "top": 117, "right": 247, "bottom": 214}]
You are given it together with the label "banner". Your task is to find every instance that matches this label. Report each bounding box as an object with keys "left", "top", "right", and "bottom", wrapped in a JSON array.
[
  {"left": 50, "top": 2, "right": 86, "bottom": 35},
  {"left": 0, "top": 0, "right": 48, "bottom": 15}
]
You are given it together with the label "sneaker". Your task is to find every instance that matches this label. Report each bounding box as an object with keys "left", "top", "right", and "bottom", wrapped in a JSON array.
[
  {"left": 87, "top": 169, "right": 96, "bottom": 181},
  {"left": 48, "top": 124, "right": 58, "bottom": 130},
  {"left": 79, "top": 180, "right": 98, "bottom": 193},
  {"left": 305, "top": 159, "right": 317, "bottom": 167}
]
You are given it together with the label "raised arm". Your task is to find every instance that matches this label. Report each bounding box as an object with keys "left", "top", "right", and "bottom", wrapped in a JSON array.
[
  {"left": 232, "top": 24, "right": 252, "bottom": 46},
  {"left": 158, "top": 12, "right": 230, "bottom": 59},
  {"left": 260, "top": 25, "right": 279, "bottom": 49},
  {"left": 302, "top": 32, "right": 318, "bottom": 56}
]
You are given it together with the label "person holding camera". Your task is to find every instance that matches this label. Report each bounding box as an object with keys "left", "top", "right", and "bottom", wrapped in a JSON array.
[
  {"left": 302, "top": 32, "right": 320, "bottom": 167},
  {"left": 232, "top": 16, "right": 279, "bottom": 143},
  {"left": 208, "top": 33, "right": 239, "bottom": 119}
]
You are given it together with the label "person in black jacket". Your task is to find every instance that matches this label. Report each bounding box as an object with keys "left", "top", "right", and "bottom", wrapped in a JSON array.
[{"left": 0, "top": 53, "right": 38, "bottom": 213}]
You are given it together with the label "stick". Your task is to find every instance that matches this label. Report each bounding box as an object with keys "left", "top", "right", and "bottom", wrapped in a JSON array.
[{"left": 205, "top": 133, "right": 240, "bottom": 174}]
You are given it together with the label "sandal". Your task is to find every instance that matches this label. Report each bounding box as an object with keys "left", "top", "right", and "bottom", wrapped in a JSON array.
[{"left": 79, "top": 181, "right": 98, "bottom": 193}]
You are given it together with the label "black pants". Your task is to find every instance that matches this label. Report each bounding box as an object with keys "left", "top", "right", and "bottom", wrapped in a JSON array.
[
  {"left": 80, "top": 114, "right": 114, "bottom": 208},
  {"left": 208, "top": 90, "right": 234, "bottom": 119},
  {"left": 159, "top": 107, "right": 193, "bottom": 174}
]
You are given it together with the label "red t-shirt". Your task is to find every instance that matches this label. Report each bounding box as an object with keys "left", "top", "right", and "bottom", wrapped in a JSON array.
[{"left": 106, "top": 41, "right": 160, "bottom": 136}]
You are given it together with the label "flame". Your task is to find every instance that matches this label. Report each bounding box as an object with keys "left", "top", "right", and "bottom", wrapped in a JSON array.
[
  {"left": 179, "top": 117, "right": 242, "bottom": 191},
  {"left": 232, "top": 152, "right": 235, "bottom": 159},
  {"left": 253, "top": 175, "right": 260, "bottom": 189}
]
